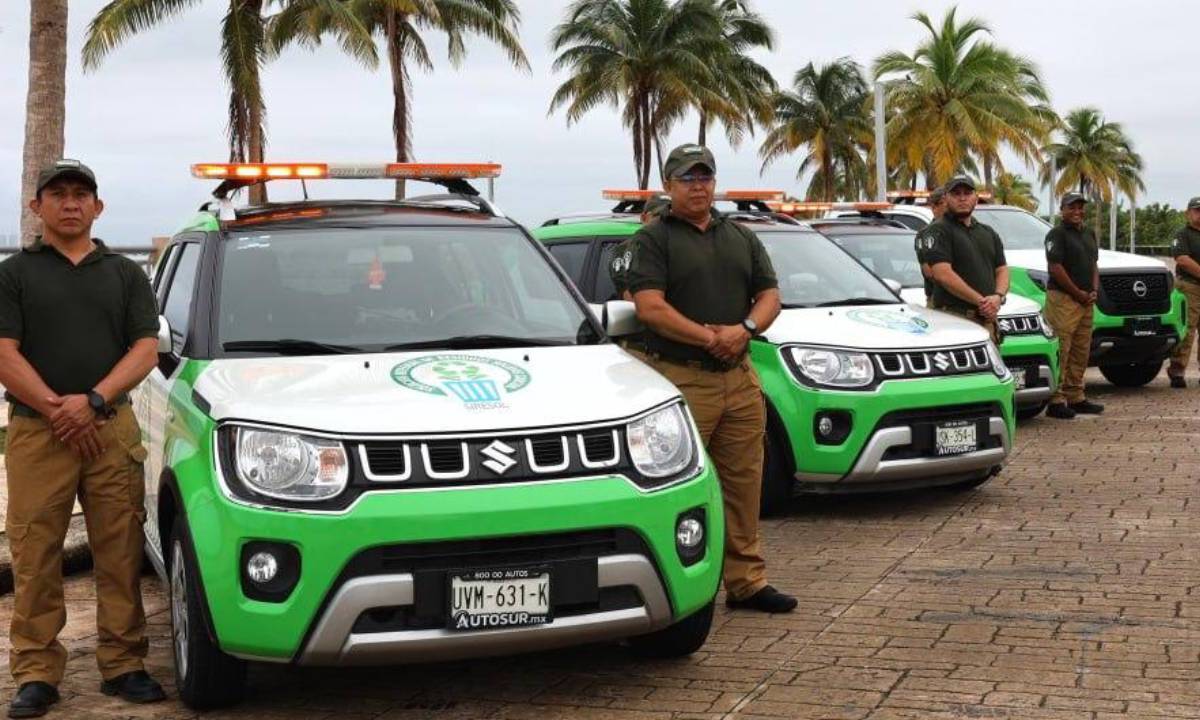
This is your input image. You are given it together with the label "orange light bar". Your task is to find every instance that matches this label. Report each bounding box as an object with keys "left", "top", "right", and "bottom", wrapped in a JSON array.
[
  {"left": 386, "top": 163, "right": 501, "bottom": 179},
  {"left": 768, "top": 201, "right": 833, "bottom": 213},
  {"left": 715, "top": 190, "right": 786, "bottom": 202},
  {"left": 888, "top": 189, "right": 993, "bottom": 200},
  {"left": 602, "top": 189, "right": 661, "bottom": 201},
  {"left": 830, "top": 202, "right": 893, "bottom": 211},
  {"left": 191, "top": 163, "right": 330, "bottom": 180}
]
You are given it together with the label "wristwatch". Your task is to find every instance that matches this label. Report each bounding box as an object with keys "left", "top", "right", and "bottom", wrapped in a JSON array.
[
  {"left": 741, "top": 318, "right": 758, "bottom": 335},
  {"left": 999, "top": 292, "right": 1008, "bottom": 305},
  {"left": 87, "top": 390, "right": 114, "bottom": 419}
]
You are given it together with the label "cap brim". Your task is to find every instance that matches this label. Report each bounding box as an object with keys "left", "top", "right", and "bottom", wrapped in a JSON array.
[
  {"left": 38, "top": 169, "right": 97, "bottom": 193},
  {"left": 669, "top": 161, "right": 714, "bottom": 178},
  {"left": 945, "top": 181, "right": 975, "bottom": 191},
  {"left": 1061, "top": 198, "right": 1089, "bottom": 207}
]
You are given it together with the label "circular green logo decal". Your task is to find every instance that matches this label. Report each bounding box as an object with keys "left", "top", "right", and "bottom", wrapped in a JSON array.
[
  {"left": 391, "top": 354, "right": 531, "bottom": 407},
  {"left": 846, "top": 308, "right": 931, "bottom": 335}
]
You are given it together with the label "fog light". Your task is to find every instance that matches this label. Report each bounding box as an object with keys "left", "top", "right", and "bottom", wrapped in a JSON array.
[
  {"left": 246, "top": 552, "right": 278, "bottom": 584},
  {"left": 676, "top": 517, "right": 704, "bottom": 549},
  {"left": 817, "top": 416, "right": 834, "bottom": 437}
]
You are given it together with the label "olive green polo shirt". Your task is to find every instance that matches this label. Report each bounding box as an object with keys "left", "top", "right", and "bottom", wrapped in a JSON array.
[
  {"left": 1170, "top": 225, "right": 1200, "bottom": 283},
  {"left": 0, "top": 238, "right": 159, "bottom": 401},
  {"left": 913, "top": 225, "right": 936, "bottom": 298},
  {"left": 923, "top": 215, "right": 1007, "bottom": 313},
  {"left": 627, "top": 210, "right": 777, "bottom": 363},
  {"left": 1044, "top": 220, "right": 1098, "bottom": 292}
]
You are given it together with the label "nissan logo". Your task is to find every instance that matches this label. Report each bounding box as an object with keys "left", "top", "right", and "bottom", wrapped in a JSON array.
[{"left": 1132, "top": 280, "right": 1148, "bottom": 298}]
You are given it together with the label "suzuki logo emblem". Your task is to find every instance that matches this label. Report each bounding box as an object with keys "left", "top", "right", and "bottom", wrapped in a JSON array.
[
  {"left": 480, "top": 440, "right": 517, "bottom": 475},
  {"left": 1132, "top": 280, "right": 1148, "bottom": 298},
  {"left": 933, "top": 352, "right": 951, "bottom": 371}
]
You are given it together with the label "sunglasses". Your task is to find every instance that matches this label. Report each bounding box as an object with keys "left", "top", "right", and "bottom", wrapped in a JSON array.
[{"left": 674, "top": 173, "right": 715, "bottom": 185}]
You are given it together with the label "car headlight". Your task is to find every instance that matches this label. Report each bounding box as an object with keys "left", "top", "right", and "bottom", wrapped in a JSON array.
[
  {"left": 1038, "top": 312, "right": 1055, "bottom": 338},
  {"left": 626, "top": 404, "right": 696, "bottom": 485},
  {"left": 986, "top": 341, "right": 1011, "bottom": 381},
  {"left": 235, "top": 427, "right": 349, "bottom": 501},
  {"left": 788, "top": 347, "right": 874, "bottom": 388},
  {"left": 1027, "top": 269, "right": 1048, "bottom": 291}
]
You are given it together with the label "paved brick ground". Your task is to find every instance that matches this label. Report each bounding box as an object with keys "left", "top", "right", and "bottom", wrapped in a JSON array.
[{"left": 1, "top": 369, "right": 1198, "bottom": 719}]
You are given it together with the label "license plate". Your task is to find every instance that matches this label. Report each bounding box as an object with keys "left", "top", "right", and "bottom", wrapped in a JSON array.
[
  {"left": 1130, "top": 318, "right": 1157, "bottom": 337},
  {"left": 935, "top": 421, "right": 977, "bottom": 456},
  {"left": 1014, "top": 371, "right": 1027, "bottom": 390},
  {"left": 448, "top": 568, "right": 551, "bottom": 631}
]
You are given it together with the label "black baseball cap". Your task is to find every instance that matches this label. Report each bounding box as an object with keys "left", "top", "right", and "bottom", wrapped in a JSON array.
[
  {"left": 929, "top": 187, "right": 946, "bottom": 204},
  {"left": 663, "top": 144, "right": 716, "bottom": 179},
  {"left": 36, "top": 159, "right": 98, "bottom": 195},
  {"left": 1060, "top": 192, "right": 1089, "bottom": 208},
  {"left": 944, "top": 175, "right": 976, "bottom": 192},
  {"left": 1187, "top": 197, "right": 1200, "bottom": 211}
]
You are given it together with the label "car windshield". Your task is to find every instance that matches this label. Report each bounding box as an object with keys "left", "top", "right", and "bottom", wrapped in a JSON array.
[
  {"left": 756, "top": 230, "right": 898, "bottom": 308},
  {"left": 824, "top": 232, "right": 925, "bottom": 288},
  {"left": 972, "top": 207, "right": 1052, "bottom": 250},
  {"left": 217, "top": 227, "right": 598, "bottom": 354}
]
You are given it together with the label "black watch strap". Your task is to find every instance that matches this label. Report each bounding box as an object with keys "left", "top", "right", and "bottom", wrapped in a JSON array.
[{"left": 87, "top": 390, "right": 113, "bottom": 418}]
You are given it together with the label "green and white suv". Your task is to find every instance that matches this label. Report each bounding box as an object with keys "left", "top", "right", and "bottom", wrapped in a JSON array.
[
  {"left": 135, "top": 163, "right": 723, "bottom": 708},
  {"left": 534, "top": 203, "right": 1016, "bottom": 515}
]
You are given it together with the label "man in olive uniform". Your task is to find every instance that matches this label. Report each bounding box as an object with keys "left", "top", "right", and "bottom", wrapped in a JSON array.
[
  {"left": 924, "top": 176, "right": 1009, "bottom": 344},
  {"left": 1043, "top": 193, "right": 1103, "bottom": 419},
  {"left": 914, "top": 186, "right": 947, "bottom": 303},
  {"left": 0, "top": 161, "right": 166, "bottom": 717},
  {"left": 628, "top": 144, "right": 796, "bottom": 613},
  {"left": 1166, "top": 197, "right": 1200, "bottom": 388}
]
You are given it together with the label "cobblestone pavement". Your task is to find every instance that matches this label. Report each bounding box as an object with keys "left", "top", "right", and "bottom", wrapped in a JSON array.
[{"left": 1, "top": 369, "right": 1198, "bottom": 719}]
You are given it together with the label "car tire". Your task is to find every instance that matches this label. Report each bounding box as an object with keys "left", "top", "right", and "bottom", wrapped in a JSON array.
[
  {"left": 628, "top": 600, "right": 714, "bottom": 658},
  {"left": 759, "top": 417, "right": 794, "bottom": 518},
  {"left": 1099, "top": 360, "right": 1164, "bottom": 388},
  {"left": 169, "top": 520, "right": 247, "bottom": 709},
  {"left": 1016, "top": 401, "right": 1048, "bottom": 421}
]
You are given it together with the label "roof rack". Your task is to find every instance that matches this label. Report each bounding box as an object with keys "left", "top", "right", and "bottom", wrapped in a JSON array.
[
  {"left": 889, "top": 189, "right": 993, "bottom": 205},
  {"left": 540, "top": 212, "right": 642, "bottom": 227},
  {"left": 808, "top": 217, "right": 911, "bottom": 230},
  {"left": 192, "top": 162, "right": 504, "bottom": 221}
]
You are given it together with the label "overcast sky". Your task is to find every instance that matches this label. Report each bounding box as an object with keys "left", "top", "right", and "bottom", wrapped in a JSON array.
[{"left": 2, "top": 0, "right": 1198, "bottom": 244}]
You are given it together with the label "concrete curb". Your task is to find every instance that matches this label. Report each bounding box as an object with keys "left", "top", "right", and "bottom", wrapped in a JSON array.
[{"left": 0, "top": 514, "right": 92, "bottom": 596}]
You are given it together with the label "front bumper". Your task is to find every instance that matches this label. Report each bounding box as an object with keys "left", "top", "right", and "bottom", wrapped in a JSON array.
[
  {"left": 752, "top": 343, "right": 1015, "bottom": 494},
  {"left": 174, "top": 440, "right": 723, "bottom": 663},
  {"left": 999, "top": 333, "right": 1057, "bottom": 410}
]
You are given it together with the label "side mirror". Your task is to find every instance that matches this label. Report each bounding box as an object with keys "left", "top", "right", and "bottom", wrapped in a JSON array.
[
  {"left": 883, "top": 278, "right": 903, "bottom": 294},
  {"left": 157, "top": 316, "right": 172, "bottom": 354},
  {"left": 603, "top": 300, "right": 642, "bottom": 337}
]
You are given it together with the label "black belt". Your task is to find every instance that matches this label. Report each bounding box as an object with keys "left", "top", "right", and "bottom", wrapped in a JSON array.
[
  {"left": 647, "top": 352, "right": 738, "bottom": 373},
  {"left": 9, "top": 395, "right": 129, "bottom": 419}
]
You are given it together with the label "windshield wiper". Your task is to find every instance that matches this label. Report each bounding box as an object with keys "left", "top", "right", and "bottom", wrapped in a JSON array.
[
  {"left": 223, "top": 339, "right": 364, "bottom": 355},
  {"left": 384, "top": 335, "right": 572, "bottom": 351},
  {"left": 814, "top": 297, "right": 897, "bottom": 307}
]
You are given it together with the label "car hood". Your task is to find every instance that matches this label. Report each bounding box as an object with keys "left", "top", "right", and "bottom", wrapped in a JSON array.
[
  {"left": 1006, "top": 248, "right": 1169, "bottom": 273},
  {"left": 192, "top": 345, "right": 679, "bottom": 434},
  {"left": 898, "top": 288, "right": 1041, "bottom": 317},
  {"left": 761, "top": 303, "right": 990, "bottom": 350}
]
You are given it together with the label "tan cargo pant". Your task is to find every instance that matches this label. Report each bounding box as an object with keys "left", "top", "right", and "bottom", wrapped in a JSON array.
[
  {"left": 4, "top": 404, "right": 149, "bottom": 685},
  {"left": 1044, "top": 290, "right": 1094, "bottom": 405},
  {"left": 929, "top": 298, "right": 1000, "bottom": 345},
  {"left": 1168, "top": 279, "right": 1200, "bottom": 377},
  {"left": 647, "top": 357, "right": 768, "bottom": 601}
]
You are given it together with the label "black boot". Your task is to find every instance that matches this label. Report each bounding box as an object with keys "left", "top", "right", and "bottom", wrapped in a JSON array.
[
  {"left": 1046, "top": 403, "right": 1075, "bottom": 419},
  {"left": 1169, "top": 375, "right": 1187, "bottom": 389},
  {"left": 8, "top": 682, "right": 59, "bottom": 719},
  {"left": 1069, "top": 400, "right": 1105, "bottom": 415},
  {"left": 726, "top": 585, "right": 798, "bottom": 613},
  {"left": 99, "top": 671, "right": 166, "bottom": 704}
]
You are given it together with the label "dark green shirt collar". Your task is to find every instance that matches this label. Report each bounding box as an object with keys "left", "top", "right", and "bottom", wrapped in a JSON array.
[
  {"left": 24, "top": 236, "right": 112, "bottom": 266},
  {"left": 664, "top": 207, "right": 725, "bottom": 230}
]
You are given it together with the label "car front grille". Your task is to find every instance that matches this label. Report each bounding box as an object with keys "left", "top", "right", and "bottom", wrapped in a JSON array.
[
  {"left": 998, "top": 314, "right": 1044, "bottom": 336},
  {"left": 873, "top": 344, "right": 993, "bottom": 380},
  {"left": 357, "top": 426, "right": 624, "bottom": 487},
  {"left": 1098, "top": 272, "right": 1171, "bottom": 316}
]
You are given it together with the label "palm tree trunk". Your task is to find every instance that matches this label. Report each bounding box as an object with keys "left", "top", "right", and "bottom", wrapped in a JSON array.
[
  {"left": 641, "top": 96, "right": 653, "bottom": 189},
  {"left": 653, "top": 133, "right": 665, "bottom": 186},
  {"left": 698, "top": 109, "right": 707, "bottom": 146},
  {"left": 631, "top": 92, "right": 645, "bottom": 188},
  {"left": 20, "top": 0, "right": 67, "bottom": 246},
  {"left": 984, "top": 155, "right": 994, "bottom": 191},
  {"left": 822, "top": 152, "right": 834, "bottom": 202},
  {"left": 386, "top": 8, "right": 410, "bottom": 199},
  {"left": 247, "top": 98, "right": 267, "bottom": 205}
]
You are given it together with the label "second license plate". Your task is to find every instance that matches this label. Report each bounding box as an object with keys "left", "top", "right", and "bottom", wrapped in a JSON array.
[
  {"left": 448, "top": 568, "right": 551, "bottom": 632},
  {"left": 935, "top": 421, "right": 977, "bottom": 456}
]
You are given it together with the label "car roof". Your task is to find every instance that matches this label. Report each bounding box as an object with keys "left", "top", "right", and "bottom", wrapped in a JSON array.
[
  {"left": 532, "top": 218, "right": 642, "bottom": 242},
  {"left": 180, "top": 199, "right": 516, "bottom": 235},
  {"left": 811, "top": 221, "right": 913, "bottom": 236}
]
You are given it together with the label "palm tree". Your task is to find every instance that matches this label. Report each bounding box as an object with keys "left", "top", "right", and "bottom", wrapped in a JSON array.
[
  {"left": 694, "top": 0, "right": 775, "bottom": 147},
  {"left": 1043, "top": 107, "right": 1145, "bottom": 236},
  {"left": 992, "top": 172, "right": 1037, "bottom": 211},
  {"left": 549, "top": 0, "right": 726, "bottom": 189},
  {"left": 269, "top": 0, "right": 528, "bottom": 198},
  {"left": 83, "top": 1, "right": 372, "bottom": 204},
  {"left": 873, "top": 8, "right": 1053, "bottom": 190},
  {"left": 759, "top": 58, "right": 871, "bottom": 202},
  {"left": 20, "top": 0, "right": 68, "bottom": 246}
]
